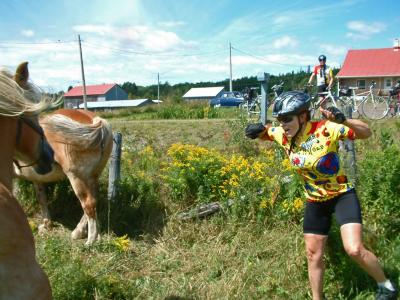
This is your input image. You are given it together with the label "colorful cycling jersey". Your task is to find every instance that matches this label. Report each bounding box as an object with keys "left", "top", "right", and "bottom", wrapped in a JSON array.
[
  {"left": 263, "top": 120, "right": 355, "bottom": 202},
  {"left": 313, "top": 65, "right": 333, "bottom": 86}
]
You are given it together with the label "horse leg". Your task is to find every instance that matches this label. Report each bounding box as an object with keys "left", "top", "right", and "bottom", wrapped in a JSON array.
[
  {"left": 34, "top": 183, "right": 53, "bottom": 233},
  {"left": 71, "top": 213, "right": 88, "bottom": 240},
  {"left": 34, "top": 183, "right": 50, "bottom": 219},
  {"left": 67, "top": 174, "right": 99, "bottom": 245}
]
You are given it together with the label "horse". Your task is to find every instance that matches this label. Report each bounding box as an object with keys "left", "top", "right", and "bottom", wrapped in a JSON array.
[
  {"left": 0, "top": 65, "right": 55, "bottom": 299},
  {"left": 13, "top": 62, "right": 113, "bottom": 245}
]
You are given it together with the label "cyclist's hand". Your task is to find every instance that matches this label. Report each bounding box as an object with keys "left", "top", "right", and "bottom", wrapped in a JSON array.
[
  {"left": 304, "top": 84, "right": 313, "bottom": 93},
  {"left": 320, "top": 107, "right": 346, "bottom": 124},
  {"left": 245, "top": 123, "right": 267, "bottom": 139}
]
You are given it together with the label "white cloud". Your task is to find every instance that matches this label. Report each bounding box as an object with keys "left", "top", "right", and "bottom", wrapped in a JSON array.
[
  {"left": 158, "top": 21, "right": 186, "bottom": 28},
  {"left": 346, "top": 21, "right": 386, "bottom": 40},
  {"left": 272, "top": 15, "right": 291, "bottom": 26},
  {"left": 233, "top": 55, "right": 261, "bottom": 66},
  {"left": 320, "top": 44, "right": 348, "bottom": 56},
  {"left": 232, "top": 53, "right": 316, "bottom": 68},
  {"left": 21, "top": 29, "right": 35, "bottom": 37},
  {"left": 73, "top": 24, "right": 114, "bottom": 36},
  {"left": 273, "top": 36, "right": 298, "bottom": 49},
  {"left": 74, "top": 24, "right": 195, "bottom": 52},
  {"left": 345, "top": 32, "right": 368, "bottom": 41}
]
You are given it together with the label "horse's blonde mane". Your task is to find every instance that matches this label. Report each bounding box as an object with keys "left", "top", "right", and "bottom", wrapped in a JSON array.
[
  {"left": 0, "top": 69, "right": 62, "bottom": 117},
  {"left": 40, "top": 114, "right": 112, "bottom": 149}
]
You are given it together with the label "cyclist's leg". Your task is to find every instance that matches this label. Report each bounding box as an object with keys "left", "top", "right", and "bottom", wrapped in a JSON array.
[
  {"left": 304, "top": 234, "right": 328, "bottom": 300},
  {"left": 336, "top": 190, "right": 387, "bottom": 282},
  {"left": 318, "top": 85, "right": 328, "bottom": 109},
  {"left": 304, "top": 200, "right": 333, "bottom": 300}
]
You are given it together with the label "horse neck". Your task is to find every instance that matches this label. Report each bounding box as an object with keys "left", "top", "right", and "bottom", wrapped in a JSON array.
[{"left": 0, "top": 117, "right": 18, "bottom": 190}]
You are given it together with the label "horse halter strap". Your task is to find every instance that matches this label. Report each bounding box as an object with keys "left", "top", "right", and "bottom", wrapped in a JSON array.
[{"left": 14, "top": 115, "right": 46, "bottom": 170}]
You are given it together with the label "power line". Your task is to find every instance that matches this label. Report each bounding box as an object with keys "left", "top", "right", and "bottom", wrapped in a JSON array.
[
  {"left": 83, "top": 41, "right": 226, "bottom": 57},
  {"left": 231, "top": 45, "right": 307, "bottom": 68},
  {"left": 0, "top": 40, "right": 75, "bottom": 45}
]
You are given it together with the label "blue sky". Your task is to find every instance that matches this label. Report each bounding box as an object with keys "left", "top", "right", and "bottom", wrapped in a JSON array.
[{"left": 0, "top": 0, "right": 399, "bottom": 92}]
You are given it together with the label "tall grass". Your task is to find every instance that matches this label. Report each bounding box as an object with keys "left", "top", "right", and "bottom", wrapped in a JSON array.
[
  {"left": 98, "top": 102, "right": 240, "bottom": 120},
  {"left": 16, "top": 118, "right": 400, "bottom": 299}
]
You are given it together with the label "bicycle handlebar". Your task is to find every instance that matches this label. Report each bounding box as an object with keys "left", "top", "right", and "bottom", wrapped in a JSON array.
[{"left": 271, "top": 82, "right": 284, "bottom": 90}]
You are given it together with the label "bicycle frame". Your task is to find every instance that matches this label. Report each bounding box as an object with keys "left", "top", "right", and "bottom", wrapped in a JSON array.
[
  {"left": 337, "top": 82, "right": 391, "bottom": 120},
  {"left": 347, "top": 84, "right": 374, "bottom": 112},
  {"left": 312, "top": 89, "right": 338, "bottom": 109}
]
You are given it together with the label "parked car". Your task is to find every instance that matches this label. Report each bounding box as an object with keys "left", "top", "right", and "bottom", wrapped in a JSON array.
[{"left": 209, "top": 91, "right": 244, "bottom": 107}]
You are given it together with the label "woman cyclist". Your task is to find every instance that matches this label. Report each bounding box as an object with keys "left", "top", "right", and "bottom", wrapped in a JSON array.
[{"left": 245, "top": 91, "right": 397, "bottom": 300}]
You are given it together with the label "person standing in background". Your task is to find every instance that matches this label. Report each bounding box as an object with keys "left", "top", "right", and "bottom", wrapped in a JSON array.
[{"left": 308, "top": 54, "right": 334, "bottom": 93}]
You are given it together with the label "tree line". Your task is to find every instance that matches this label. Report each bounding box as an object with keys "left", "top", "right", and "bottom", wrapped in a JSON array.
[{"left": 119, "top": 68, "right": 339, "bottom": 102}]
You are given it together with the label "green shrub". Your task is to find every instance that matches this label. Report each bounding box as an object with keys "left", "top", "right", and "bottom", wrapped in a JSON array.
[
  {"left": 99, "top": 103, "right": 229, "bottom": 120},
  {"left": 358, "top": 138, "right": 400, "bottom": 238},
  {"left": 162, "top": 143, "right": 304, "bottom": 221},
  {"left": 226, "top": 117, "right": 260, "bottom": 157}
]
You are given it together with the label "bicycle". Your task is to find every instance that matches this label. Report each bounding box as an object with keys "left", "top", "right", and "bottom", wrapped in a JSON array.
[
  {"left": 269, "top": 81, "right": 284, "bottom": 108},
  {"left": 339, "top": 82, "right": 389, "bottom": 120},
  {"left": 240, "top": 87, "right": 261, "bottom": 120},
  {"left": 386, "top": 82, "right": 400, "bottom": 117},
  {"left": 304, "top": 84, "right": 341, "bottom": 119},
  {"left": 338, "top": 86, "right": 363, "bottom": 118},
  {"left": 271, "top": 81, "right": 284, "bottom": 98}
]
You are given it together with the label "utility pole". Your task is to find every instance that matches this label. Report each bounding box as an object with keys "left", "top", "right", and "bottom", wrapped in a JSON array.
[
  {"left": 157, "top": 72, "right": 160, "bottom": 104},
  {"left": 78, "top": 34, "right": 87, "bottom": 110},
  {"left": 229, "top": 42, "right": 233, "bottom": 92}
]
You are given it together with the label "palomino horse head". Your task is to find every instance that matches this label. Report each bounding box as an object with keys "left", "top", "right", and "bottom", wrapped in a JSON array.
[{"left": 0, "top": 62, "right": 59, "bottom": 177}]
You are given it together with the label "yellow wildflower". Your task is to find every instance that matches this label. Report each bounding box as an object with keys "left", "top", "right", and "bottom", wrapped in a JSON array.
[{"left": 112, "top": 234, "right": 131, "bottom": 252}]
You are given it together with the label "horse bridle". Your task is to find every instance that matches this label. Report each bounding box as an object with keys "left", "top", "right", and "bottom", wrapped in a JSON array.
[{"left": 13, "top": 115, "right": 48, "bottom": 170}]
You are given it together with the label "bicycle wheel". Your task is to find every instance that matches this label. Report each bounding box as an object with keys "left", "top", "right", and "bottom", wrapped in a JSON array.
[
  {"left": 310, "top": 96, "right": 334, "bottom": 120},
  {"left": 309, "top": 100, "right": 318, "bottom": 120},
  {"left": 247, "top": 101, "right": 261, "bottom": 121},
  {"left": 361, "top": 96, "right": 389, "bottom": 120}
]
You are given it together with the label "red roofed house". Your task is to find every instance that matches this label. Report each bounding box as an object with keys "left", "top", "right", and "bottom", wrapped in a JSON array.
[
  {"left": 337, "top": 39, "right": 400, "bottom": 94},
  {"left": 64, "top": 83, "right": 128, "bottom": 108}
]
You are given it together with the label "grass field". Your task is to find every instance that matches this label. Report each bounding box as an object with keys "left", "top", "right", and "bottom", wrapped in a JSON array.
[{"left": 17, "top": 108, "right": 400, "bottom": 300}]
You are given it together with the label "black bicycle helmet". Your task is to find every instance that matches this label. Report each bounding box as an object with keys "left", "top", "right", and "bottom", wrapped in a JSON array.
[
  {"left": 272, "top": 91, "right": 311, "bottom": 117},
  {"left": 318, "top": 54, "right": 326, "bottom": 62}
]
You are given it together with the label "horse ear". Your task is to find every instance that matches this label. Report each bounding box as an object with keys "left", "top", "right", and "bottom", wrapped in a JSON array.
[{"left": 14, "top": 62, "right": 29, "bottom": 87}]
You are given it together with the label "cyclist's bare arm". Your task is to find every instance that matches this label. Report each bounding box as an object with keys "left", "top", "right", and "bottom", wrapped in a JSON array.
[
  {"left": 343, "top": 119, "right": 371, "bottom": 139},
  {"left": 328, "top": 77, "right": 334, "bottom": 89},
  {"left": 320, "top": 108, "right": 371, "bottom": 139},
  {"left": 327, "top": 69, "right": 334, "bottom": 89},
  {"left": 308, "top": 73, "right": 315, "bottom": 84}
]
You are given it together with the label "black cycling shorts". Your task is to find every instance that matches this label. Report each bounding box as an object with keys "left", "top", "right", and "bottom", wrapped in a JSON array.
[
  {"left": 318, "top": 84, "right": 328, "bottom": 93},
  {"left": 303, "top": 189, "right": 362, "bottom": 236}
]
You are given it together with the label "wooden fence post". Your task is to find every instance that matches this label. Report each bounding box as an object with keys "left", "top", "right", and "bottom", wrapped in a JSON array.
[{"left": 108, "top": 132, "right": 122, "bottom": 202}]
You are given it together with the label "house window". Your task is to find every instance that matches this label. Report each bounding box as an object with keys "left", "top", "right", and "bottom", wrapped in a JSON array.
[
  {"left": 385, "top": 78, "right": 392, "bottom": 88},
  {"left": 357, "top": 80, "right": 366, "bottom": 89}
]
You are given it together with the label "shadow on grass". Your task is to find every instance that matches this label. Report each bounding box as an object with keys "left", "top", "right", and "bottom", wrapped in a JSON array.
[
  {"left": 164, "top": 296, "right": 194, "bottom": 300},
  {"left": 42, "top": 179, "right": 167, "bottom": 240}
]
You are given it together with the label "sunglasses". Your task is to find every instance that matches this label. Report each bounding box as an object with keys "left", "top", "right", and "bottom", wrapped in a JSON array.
[{"left": 277, "top": 115, "right": 295, "bottom": 124}]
